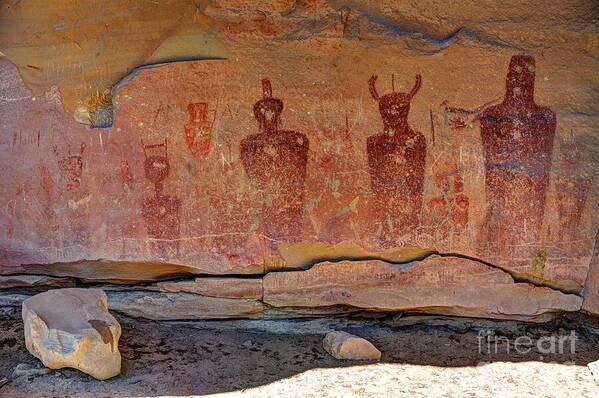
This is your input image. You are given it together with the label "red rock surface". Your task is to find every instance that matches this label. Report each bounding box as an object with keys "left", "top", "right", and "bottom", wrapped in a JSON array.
[{"left": 1, "top": 1, "right": 598, "bottom": 318}]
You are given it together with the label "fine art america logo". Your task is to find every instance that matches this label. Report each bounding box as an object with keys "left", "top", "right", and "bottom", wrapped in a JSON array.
[{"left": 477, "top": 330, "right": 577, "bottom": 356}]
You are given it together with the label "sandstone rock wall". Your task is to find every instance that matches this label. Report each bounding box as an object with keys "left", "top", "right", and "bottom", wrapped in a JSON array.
[{"left": 1, "top": 0, "right": 598, "bottom": 319}]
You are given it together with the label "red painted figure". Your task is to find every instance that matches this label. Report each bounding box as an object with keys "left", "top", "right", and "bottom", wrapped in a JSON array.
[
  {"left": 141, "top": 139, "right": 181, "bottom": 257},
  {"left": 184, "top": 102, "right": 214, "bottom": 157},
  {"left": 367, "top": 74, "right": 426, "bottom": 246},
  {"left": 451, "top": 174, "right": 469, "bottom": 229},
  {"left": 480, "top": 55, "right": 556, "bottom": 253},
  {"left": 56, "top": 143, "right": 85, "bottom": 192},
  {"left": 240, "top": 78, "right": 309, "bottom": 243},
  {"left": 427, "top": 172, "right": 469, "bottom": 242},
  {"left": 120, "top": 160, "right": 133, "bottom": 187}
]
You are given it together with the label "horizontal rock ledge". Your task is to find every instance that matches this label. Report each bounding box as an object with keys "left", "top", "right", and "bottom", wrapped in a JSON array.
[
  {"left": 0, "top": 256, "right": 584, "bottom": 323},
  {"left": 263, "top": 257, "right": 583, "bottom": 322}
]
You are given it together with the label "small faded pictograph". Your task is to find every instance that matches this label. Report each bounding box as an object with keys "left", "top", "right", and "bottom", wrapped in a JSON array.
[
  {"left": 53, "top": 143, "right": 90, "bottom": 246},
  {"left": 184, "top": 102, "right": 214, "bottom": 157},
  {"left": 55, "top": 143, "right": 86, "bottom": 192},
  {"left": 550, "top": 133, "right": 592, "bottom": 255},
  {"left": 240, "top": 78, "right": 309, "bottom": 244},
  {"left": 480, "top": 55, "right": 556, "bottom": 253},
  {"left": 37, "top": 165, "right": 57, "bottom": 245},
  {"left": 366, "top": 74, "right": 427, "bottom": 247},
  {"left": 141, "top": 139, "right": 181, "bottom": 258},
  {"left": 427, "top": 170, "right": 470, "bottom": 242},
  {"left": 120, "top": 160, "right": 133, "bottom": 188}
]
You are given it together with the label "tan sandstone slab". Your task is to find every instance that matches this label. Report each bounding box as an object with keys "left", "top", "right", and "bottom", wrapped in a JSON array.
[
  {"left": 158, "top": 277, "right": 263, "bottom": 299},
  {"left": 263, "top": 257, "right": 583, "bottom": 321},
  {"left": 0, "top": 274, "right": 75, "bottom": 289},
  {"left": 22, "top": 288, "right": 121, "bottom": 380},
  {"left": 107, "top": 290, "right": 265, "bottom": 320},
  {"left": 10, "top": 260, "right": 216, "bottom": 284}
]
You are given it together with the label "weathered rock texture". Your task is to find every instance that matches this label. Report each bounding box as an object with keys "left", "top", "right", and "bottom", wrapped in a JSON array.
[
  {"left": 22, "top": 288, "right": 121, "bottom": 380},
  {"left": 158, "top": 278, "right": 263, "bottom": 299},
  {"left": 6, "top": 260, "right": 205, "bottom": 284},
  {"left": 323, "top": 331, "right": 381, "bottom": 360},
  {"left": 582, "top": 232, "right": 599, "bottom": 315},
  {"left": 263, "top": 257, "right": 583, "bottom": 321},
  {"left": 0, "top": 274, "right": 75, "bottom": 289},
  {"left": 108, "top": 291, "right": 265, "bottom": 320},
  {"left": 1, "top": 1, "right": 598, "bottom": 321},
  {"left": 0, "top": 0, "right": 222, "bottom": 126}
]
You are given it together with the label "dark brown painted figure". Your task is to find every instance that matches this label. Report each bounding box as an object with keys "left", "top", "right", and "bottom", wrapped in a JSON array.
[
  {"left": 240, "top": 78, "right": 309, "bottom": 243},
  {"left": 367, "top": 74, "right": 426, "bottom": 247},
  {"left": 480, "top": 55, "right": 556, "bottom": 253},
  {"left": 141, "top": 139, "right": 181, "bottom": 258},
  {"left": 184, "top": 102, "right": 214, "bottom": 157}
]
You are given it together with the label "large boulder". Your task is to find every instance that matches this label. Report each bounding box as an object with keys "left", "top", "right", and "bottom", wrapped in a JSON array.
[{"left": 22, "top": 288, "right": 121, "bottom": 380}]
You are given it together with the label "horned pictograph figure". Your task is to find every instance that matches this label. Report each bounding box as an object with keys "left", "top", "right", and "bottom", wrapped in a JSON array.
[
  {"left": 366, "top": 74, "right": 427, "bottom": 245},
  {"left": 141, "top": 139, "right": 181, "bottom": 257},
  {"left": 240, "top": 78, "right": 309, "bottom": 243},
  {"left": 480, "top": 55, "right": 556, "bottom": 252}
]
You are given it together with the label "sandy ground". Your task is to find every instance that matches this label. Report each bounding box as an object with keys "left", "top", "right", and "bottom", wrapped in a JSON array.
[{"left": 0, "top": 307, "right": 598, "bottom": 397}]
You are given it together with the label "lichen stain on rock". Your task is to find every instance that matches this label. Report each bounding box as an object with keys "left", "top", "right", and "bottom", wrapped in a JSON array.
[{"left": 530, "top": 249, "right": 547, "bottom": 279}]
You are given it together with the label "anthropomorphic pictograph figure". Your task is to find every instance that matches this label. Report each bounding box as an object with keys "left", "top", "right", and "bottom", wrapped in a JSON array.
[
  {"left": 184, "top": 102, "right": 214, "bottom": 157},
  {"left": 480, "top": 55, "right": 556, "bottom": 253},
  {"left": 366, "top": 74, "right": 427, "bottom": 247},
  {"left": 141, "top": 139, "right": 181, "bottom": 258}
]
